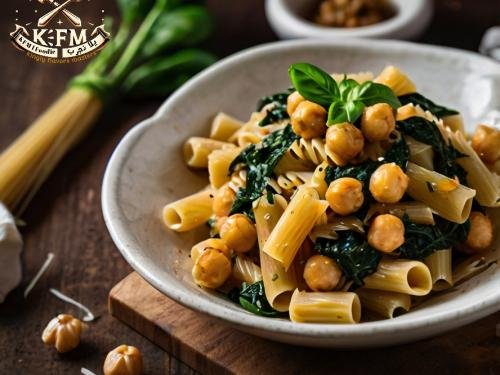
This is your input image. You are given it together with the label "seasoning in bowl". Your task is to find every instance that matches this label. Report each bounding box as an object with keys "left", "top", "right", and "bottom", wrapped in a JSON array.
[{"left": 314, "top": 0, "right": 395, "bottom": 28}]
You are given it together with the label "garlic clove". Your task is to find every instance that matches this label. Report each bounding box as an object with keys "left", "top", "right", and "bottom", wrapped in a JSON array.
[{"left": 42, "top": 314, "right": 86, "bottom": 353}]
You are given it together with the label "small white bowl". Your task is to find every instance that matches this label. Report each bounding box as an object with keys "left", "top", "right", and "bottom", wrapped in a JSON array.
[
  {"left": 266, "top": 0, "right": 433, "bottom": 40},
  {"left": 102, "top": 39, "right": 500, "bottom": 348}
]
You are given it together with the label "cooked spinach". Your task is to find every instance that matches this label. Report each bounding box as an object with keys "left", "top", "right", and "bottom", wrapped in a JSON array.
[
  {"left": 399, "top": 93, "right": 458, "bottom": 118},
  {"left": 398, "top": 215, "right": 470, "bottom": 259},
  {"left": 315, "top": 232, "right": 381, "bottom": 286},
  {"left": 228, "top": 281, "right": 280, "bottom": 317},
  {"left": 229, "top": 125, "right": 299, "bottom": 219},
  {"left": 383, "top": 137, "right": 409, "bottom": 170},
  {"left": 397, "top": 116, "right": 467, "bottom": 183},
  {"left": 256, "top": 88, "right": 294, "bottom": 126}
]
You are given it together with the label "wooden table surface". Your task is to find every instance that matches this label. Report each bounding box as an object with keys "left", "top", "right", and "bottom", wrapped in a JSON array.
[{"left": 0, "top": 1, "right": 499, "bottom": 374}]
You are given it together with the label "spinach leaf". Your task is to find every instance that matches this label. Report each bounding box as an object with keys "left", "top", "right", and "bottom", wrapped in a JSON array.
[
  {"left": 399, "top": 93, "right": 459, "bottom": 118},
  {"left": 315, "top": 232, "right": 381, "bottom": 286},
  {"left": 383, "top": 137, "right": 409, "bottom": 170},
  {"left": 288, "top": 63, "right": 339, "bottom": 107},
  {"left": 397, "top": 117, "right": 467, "bottom": 183},
  {"left": 228, "top": 281, "right": 280, "bottom": 317},
  {"left": 325, "top": 161, "right": 380, "bottom": 185},
  {"left": 256, "top": 88, "right": 294, "bottom": 126},
  {"left": 398, "top": 216, "right": 470, "bottom": 260},
  {"left": 229, "top": 125, "right": 299, "bottom": 219}
]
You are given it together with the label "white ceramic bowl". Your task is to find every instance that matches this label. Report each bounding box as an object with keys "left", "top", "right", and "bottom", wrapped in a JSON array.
[
  {"left": 266, "top": 0, "right": 433, "bottom": 40},
  {"left": 102, "top": 39, "right": 500, "bottom": 348}
]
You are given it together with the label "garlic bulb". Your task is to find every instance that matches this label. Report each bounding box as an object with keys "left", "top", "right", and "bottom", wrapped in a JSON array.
[
  {"left": 0, "top": 203, "right": 22, "bottom": 303},
  {"left": 42, "top": 314, "right": 86, "bottom": 353},
  {"left": 103, "top": 345, "right": 143, "bottom": 375}
]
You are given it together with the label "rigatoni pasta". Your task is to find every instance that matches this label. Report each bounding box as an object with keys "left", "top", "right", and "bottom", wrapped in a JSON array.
[{"left": 161, "top": 62, "right": 498, "bottom": 324}]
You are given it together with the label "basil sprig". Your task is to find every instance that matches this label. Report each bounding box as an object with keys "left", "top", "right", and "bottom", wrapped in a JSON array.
[{"left": 288, "top": 63, "right": 401, "bottom": 126}]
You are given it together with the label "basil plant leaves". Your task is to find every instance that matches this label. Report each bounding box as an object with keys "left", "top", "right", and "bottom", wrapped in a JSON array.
[{"left": 288, "top": 62, "right": 401, "bottom": 126}]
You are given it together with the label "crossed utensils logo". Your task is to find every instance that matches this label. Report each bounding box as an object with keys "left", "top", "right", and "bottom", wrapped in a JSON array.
[
  {"left": 37, "top": 0, "right": 82, "bottom": 28},
  {"left": 10, "top": 0, "right": 110, "bottom": 62}
]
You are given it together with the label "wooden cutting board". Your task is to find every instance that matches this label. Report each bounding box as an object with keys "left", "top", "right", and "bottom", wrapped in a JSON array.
[{"left": 109, "top": 272, "right": 500, "bottom": 375}]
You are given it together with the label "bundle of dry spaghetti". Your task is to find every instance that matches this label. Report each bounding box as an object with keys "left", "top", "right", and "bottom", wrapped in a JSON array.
[
  {"left": 0, "top": 88, "right": 102, "bottom": 213},
  {"left": 0, "top": 0, "right": 215, "bottom": 215}
]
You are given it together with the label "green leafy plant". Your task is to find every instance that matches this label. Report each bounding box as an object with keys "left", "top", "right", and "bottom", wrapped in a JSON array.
[
  {"left": 72, "top": 0, "right": 216, "bottom": 100},
  {"left": 256, "top": 88, "right": 294, "bottom": 126},
  {"left": 398, "top": 93, "right": 459, "bottom": 118},
  {"left": 398, "top": 216, "right": 470, "bottom": 259},
  {"left": 288, "top": 63, "right": 401, "bottom": 125},
  {"left": 315, "top": 232, "right": 381, "bottom": 286},
  {"left": 229, "top": 125, "right": 299, "bottom": 219},
  {"left": 228, "top": 281, "right": 281, "bottom": 317},
  {"left": 397, "top": 117, "right": 467, "bottom": 183}
]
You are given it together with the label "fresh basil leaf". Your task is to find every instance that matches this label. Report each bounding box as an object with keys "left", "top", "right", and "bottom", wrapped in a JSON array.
[
  {"left": 350, "top": 81, "right": 401, "bottom": 108},
  {"left": 288, "top": 63, "right": 339, "bottom": 107},
  {"left": 327, "top": 101, "right": 348, "bottom": 125},
  {"left": 229, "top": 125, "right": 299, "bottom": 219},
  {"left": 315, "top": 232, "right": 381, "bottom": 286},
  {"left": 345, "top": 100, "right": 365, "bottom": 123},
  {"left": 399, "top": 92, "right": 459, "bottom": 117},
  {"left": 339, "top": 78, "right": 359, "bottom": 101}
]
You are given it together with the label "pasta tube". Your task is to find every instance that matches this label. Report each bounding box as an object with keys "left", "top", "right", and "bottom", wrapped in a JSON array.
[
  {"left": 374, "top": 66, "right": 416, "bottom": 96},
  {"left": 356, "top": 289, "right": 411, "bottom": 318},
  {"left": 363, "top": 258, "right": 432, "bottom": 296},
  {"left": 405, "top": 136, "right": 434, "bottom": 170},
  {"left": 183, "top": 137, "right": 234, "bottom": 168},
  {"left": 364, "top": 202, "right": 435, "bottom": 225},
  {"left": 254, "top": 195, "right": 298, "bottom": 312},
  {"left": 208, "top": 147, "right": 242, "bottom": 188},
  {"left": 406, "top": 162, "right": 475, "bottom": 223},
  {"left": 424, "top": 249, "right": 453, "bottom": 291},
  {"left": 209, "top": 112, "right": 244, "bottom": 141},
  {"left": 447, "top": 130, "right": 500, "bottom": 207},
  {"left": 162, "top": 189, "right": 213, "bottom": 232},
  {"left": 263, "top": 186, "right": 329, "bottom": 270},
  {"left": 289, "top": 289, "right": 361, "bottom": 324}
]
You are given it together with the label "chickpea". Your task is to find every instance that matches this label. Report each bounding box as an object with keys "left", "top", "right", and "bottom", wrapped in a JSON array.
[
  {"left": 466, "top": 212, "right": 493, "bottom": 252},
  {"left": 471, "top": 125, "right": 500, "bottom": 164},
  {"left": 325, "top": 122, "right": 364, "bottom": 162},
  {"left": 220, "top": 214, "right": 257, "bottom": 252},
  {"left": 369, "top": 162, "right": 409, "bottom": 203},
  {"left": 361, "top": 103, "right": 396, "bottom": 141},
  {"left": 42, "top": 314, "right": 86, "bottom": 353},
  {"left": 103, "top": 345, "right": 143, "bottom": 375},
  {"left": 191, "top": 238, "right": 230, "bottom": 262},
  {"left": 325, "top": 177, "right": 364, "bottom": 215},
  {"left": 192, "top": 248, "right": 232, "bottom": 288},
  {"left": 367, "top": 214, "right": 405, "bottom": 253},
  {"left": 287, "top": 91, "right": 305, "bottom": 116},
  {"left": 291, "top": 100, "right": 327, "bottom": 139},
  {"left": 303, "top": 255, "right": 342, "bottom": 291},
  {"left": 212, "top": 184, "right": 236, "bottom": 217}
]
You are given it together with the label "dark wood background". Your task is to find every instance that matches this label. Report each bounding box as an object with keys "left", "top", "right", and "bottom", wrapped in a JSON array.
[{"left": 0, "top": 1, "right": 499, "bottom": 374}]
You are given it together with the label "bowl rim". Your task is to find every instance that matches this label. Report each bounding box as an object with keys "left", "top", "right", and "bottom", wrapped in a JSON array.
[
  {"left": 102, "top": 38, "right": 500, "bottom": 342},
  {"left": 265, "top": 0, "right": 432, "bottom": 39}
]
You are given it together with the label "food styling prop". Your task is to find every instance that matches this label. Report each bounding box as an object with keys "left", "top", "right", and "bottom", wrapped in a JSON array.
[
  {"left": 0, "top": 0, "right": 215, "bottom": 302},
  {"left": 102, "top": 39, "right": 500, "bottom": 348}
]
